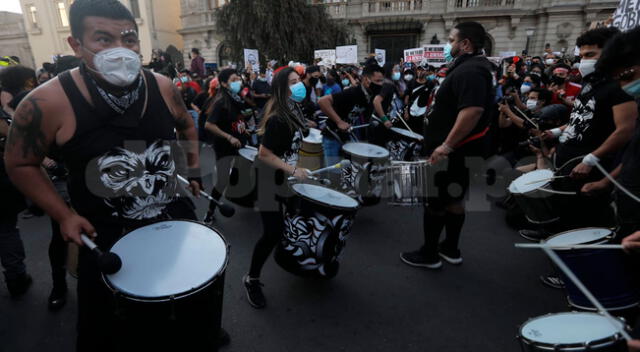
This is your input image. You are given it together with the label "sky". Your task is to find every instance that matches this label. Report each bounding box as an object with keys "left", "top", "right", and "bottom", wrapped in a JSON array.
[{"left": 0, "top": 0, "right": 23, "bottom": 14}]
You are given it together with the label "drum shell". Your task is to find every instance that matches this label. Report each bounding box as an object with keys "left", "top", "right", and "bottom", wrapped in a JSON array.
[
  {"left": 511, "top": 184, "right": 559, "bottom": 225},
  {"left": 275, "top": 188, "right": 359, "bottom": 279},
  {"left": 341, "top": 146, "right": 389, "bottom": 206},
  {"left": 385, "top": 161, "right": 428, "bottom": 206},
  {"left": 298, "top": 141, "right": 324, "bottom": 171},
  {"left": 386, "top": 131, "right": 423, "bottom": 162},
  {"left": 226, "top": 153, "right": 257, "bottom": 208}
]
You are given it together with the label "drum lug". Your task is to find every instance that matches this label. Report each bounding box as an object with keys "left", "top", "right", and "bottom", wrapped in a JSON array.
[
  {"left": 113, "top": 290, "right": 125, "bottom": 320},
  {"left": 169, "top": 295, "right": 176, "bottom": 321}
]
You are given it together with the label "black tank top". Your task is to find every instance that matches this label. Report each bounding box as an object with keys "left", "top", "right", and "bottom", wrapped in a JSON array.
[{"left": 57, "top": 69, "right": 185, "bottom": 226}]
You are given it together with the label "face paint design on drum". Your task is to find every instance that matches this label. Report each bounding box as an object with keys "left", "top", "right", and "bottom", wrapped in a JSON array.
[
  {"left": 281, "top": 211, "right": 354, "bottom": 276},
  {"left": 386, "top": 139, "right": 422, "bottom": 161},
  {"left": 96, "top": 141, "right": 177, "bottom": 220},
  {"left": 340, "top": 161, "right": 386, "bottom": 203}
]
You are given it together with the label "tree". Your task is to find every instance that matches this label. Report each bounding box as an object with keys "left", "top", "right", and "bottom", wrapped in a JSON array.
[{"left": 216, "top": 0, "right": 352, "bottom": 66}]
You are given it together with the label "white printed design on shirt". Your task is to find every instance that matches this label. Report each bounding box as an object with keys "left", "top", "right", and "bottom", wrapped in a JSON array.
[{"left": 560, "top": 96, "right": 596, "bottom": 144}]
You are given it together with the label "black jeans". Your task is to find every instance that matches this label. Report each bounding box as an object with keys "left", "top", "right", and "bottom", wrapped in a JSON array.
[
  {"left": 0, "top": 213, "right": 26, "bottom": 282},
  {"left": 248, "top": 209, "right": 284, "bottom": 278}
]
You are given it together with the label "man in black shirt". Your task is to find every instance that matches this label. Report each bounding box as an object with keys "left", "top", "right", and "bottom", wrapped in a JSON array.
[
  {"left": 400, "top": 22, "right": 494, "bottom": 269},
  {"left": 251, "top": 68, "right": 271, "bottom": 113},
  {"left": 318, "top": 64, "right": 384, "bottom": 166}
]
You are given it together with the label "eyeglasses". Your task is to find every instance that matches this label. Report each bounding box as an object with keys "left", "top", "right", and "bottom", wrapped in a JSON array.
[{"left": 616, "top": 68, "right": 636, "bottom": 81}]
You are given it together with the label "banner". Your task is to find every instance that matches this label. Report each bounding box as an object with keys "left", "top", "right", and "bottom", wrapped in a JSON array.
[
  {"left": 243, "top": 49, "right": 260, "bottom": 71},
  {"left": 336, "top": 45, "right": 358, "bottom": 64},
  {"left": 612, "top": 0, "right": 640, "bottom": 32},
  {"left": 404, "top": 47, "right": 425, "bottom": 63},
  {"left": 499, "top": 51, "right": 517, "bottom": 58},
  {"left": 374, "top": 49, "right": 386, "bottom": 66},
  {"left": 314, "top": 49, "right": 336, "bottom": 67},
  {"left": 423, "top": 45, "right": 446, "bottom": 67}
]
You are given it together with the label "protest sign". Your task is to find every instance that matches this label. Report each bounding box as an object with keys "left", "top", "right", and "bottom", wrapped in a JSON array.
[
  {"left": 404, "top": 47, "right": 425, "bottom": 63},
  {"left": 243, "top": 49, "right": 260, "bottom": 71},
  {"left": 374, "top": 49, "right": 386, "bottom": 66},
  {"left": 315, "top": 49, "right": 336, "bottom": 67},
  {"left": 336, "top": 45, "right": 358, "bottom": 64},
  {"left": 423, "top": 45, "right": 446, "bottom": 67},
  {"left": 612, "top": 0, "right": 640, "bottom": 31}
]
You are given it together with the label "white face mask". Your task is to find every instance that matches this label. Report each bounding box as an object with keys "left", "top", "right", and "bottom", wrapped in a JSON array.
[
  {"left": 404, "top": 74, "right": 414, "bottom": 81},
  {"left": 520, "top": 83, "right": 532, "bottom": 94},
  {"left": 545, "top": 59, "right": 555, "bottom": 65},
  {"left": 526, "top": 99, "right": 538, "bottom": 110},
  {"left": 578, "top": 59, "right": 597, "bottom": 78},
  {"left": 84, "top": 46, "right": 141, "bottom": 87}
]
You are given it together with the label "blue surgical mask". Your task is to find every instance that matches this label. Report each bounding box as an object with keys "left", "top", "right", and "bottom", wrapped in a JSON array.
[
  {"left": 426, "top": 74, "right": 436, "bottom": 81},
  {"left": 392, "top": 72, "right": 401, "bottom": 81},
  {"left": 444, "top": 43, "right": 454, "bottom": 63},
  {"left": 180, "top": 76, "right": 189, "bottom": 83},
  {"left": 341, "top": 79, "right": 350, "bottom": 87},
  {"left": 622, "top": 79, "right": 640, "bottom": 98},
  {"left": 289, "top": 81, "right": 307, "bottom": 103},
  {"left": 229, "top": 81, "right": 242, "bottom": 94}
]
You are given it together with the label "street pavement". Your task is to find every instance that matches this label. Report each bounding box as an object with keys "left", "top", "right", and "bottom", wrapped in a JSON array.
[{"left": 0, "top": 182, "right": 567, "bottom": 352}]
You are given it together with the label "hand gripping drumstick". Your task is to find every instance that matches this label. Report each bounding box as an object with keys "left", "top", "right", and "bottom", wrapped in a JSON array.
[
  {"left": 81, "top": 235, "right": 122, "bottom": 275},
  {"left": 176, "top": 175, "right": 236, "bottom": 218},
  {"left": 309, "top": 160, "right": 351, "bottom": 175},
  {"left": 349, "top": 124, "right": 370, "bottom": 132}
]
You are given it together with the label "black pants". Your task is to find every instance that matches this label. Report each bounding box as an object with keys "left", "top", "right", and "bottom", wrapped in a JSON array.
[
  {"left": 209, "top": 153, "right": 235, "bottom": 214},
  {"left": 49, "top": 219, "right": 68, "bottom": 287},
  {"left": 248, "top": 209, "right": 284, "bottom": 278}
]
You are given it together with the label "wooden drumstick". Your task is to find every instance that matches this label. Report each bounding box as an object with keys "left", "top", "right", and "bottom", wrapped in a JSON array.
[{"left": 515, "top": 243, "right": 624, "bottom": 250}]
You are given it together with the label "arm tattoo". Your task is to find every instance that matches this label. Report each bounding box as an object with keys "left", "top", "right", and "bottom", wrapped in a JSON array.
[
  {"left": 6, "top": 97, "right": 48, "bottom": 159},
  {"left": 171, "top": 85, "right": 191, "bottom": 132}
]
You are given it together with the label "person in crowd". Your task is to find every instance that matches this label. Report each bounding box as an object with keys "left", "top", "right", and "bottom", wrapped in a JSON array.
[
  {"left": 548, "top": 63, "right": 581, "bottom": 107},
  {"left": 190, "top": 48, "right": 205, "bottom": 79},
  {"left": 0, "top": 65, "right": 36, "bottom": 117},
  {"left": 251, "top": 67, "right": 272, "bottom": 114},
  {"left": 323, "top": 70, "right": 342, "bottom": 96},
  {"left": 203, "top": 68, "right": 250, "bottom": 224},
  {"left": 176, "top": 69, "right": 202, "bottom": 94},
  {"left": 243, "top": 67, "right": 311, "bottom": 309},
  {"left": 404, "top": 61, "right": 436, "bottom": 132},
  {"left": 318, "top": 64, "right": 384, "bottom": 166},
  {"left": 400, "top": 21, "right": 494, "bottom": 269}
]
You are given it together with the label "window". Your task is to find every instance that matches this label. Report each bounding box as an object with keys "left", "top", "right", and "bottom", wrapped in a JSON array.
[
  {"left": 57, "top": 2, "right": 69, "bottom": 27},
  {"left": 130, "top": 0, "right": 141, "bottom": 18},
  {"left": 28, "top": 5, "right": 38, "bottom": 28}
]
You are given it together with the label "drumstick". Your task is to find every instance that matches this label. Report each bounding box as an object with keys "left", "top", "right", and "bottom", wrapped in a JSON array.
[
  {"left": 309, "top": 160, "right": 351, "bottom": 175},
  {"left": 176, "top": 175, "right": 236, "bottom": 218},
  {"left": 541, "top": 247, "right": 632, "bottom": 341},
  {"left": 81, "top": 234, "right": 122, "bottom": 274},
  {"left": 395, "top": 111, "right": 415, "bottom": 134},
  {"left": 515, "top": 243, "right": 624, "bottom": 250},
  {"left": 523, "top": 175, "right": 570, "bottom": 185},
  {"left": 349, "top": 123, "right": 370, "bottom": 132},
  {"left": 512, "top": 105, "right": 539, "bottom": 130}
]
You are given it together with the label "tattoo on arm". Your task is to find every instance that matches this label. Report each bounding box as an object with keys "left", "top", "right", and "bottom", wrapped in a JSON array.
[{"left": 6, "top": 97, "right": 48, "bottom": 159}]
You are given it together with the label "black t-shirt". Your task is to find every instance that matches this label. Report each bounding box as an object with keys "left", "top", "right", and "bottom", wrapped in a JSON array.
[
  {"left": 618, "top": 115, "right": 640, "bottom": 223},
  {"left": 206, "top": 95, "right": 248, "bottom": 157},
  {"left": 251, "top": 80, "right": 271, "bottom": 109},
  {"left": 424, "top": 55, "right": 494, "bottom": 153},
  {"left": 327, "top": 85, "right": 373, "bottom": 130},
  {"left": 192, "top": 92, "right": 209, "bottom": 112},
  {"left": 261, "top": 115, "right": 303, "bottom": 165},
  {"left": 556, "top": 77, "right": 634, "bottom": 164},
  {"left": 405, "top": 79, "right": 434, "bottom": 117},
  {"left": 181, "top": 86, "right": 197, "bottom": 109},
  {"left": 378, "top": 80, "right": 397, "bottom": 116}
]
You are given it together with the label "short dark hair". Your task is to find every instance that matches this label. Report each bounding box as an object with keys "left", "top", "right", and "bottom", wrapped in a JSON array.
[
  {"left": 54, "top": 55, "right": 81, "bottom": 75},
  {"left": 576, "top": 27, "right": 621, "bottom": 49},
  {"left": 454, "top": 21, "right": 486, "bottom": 52},
  {"left": 0, "top": 65, "right": 36, "bottom": 95},
  {"left": 596, "top": 27, "right": 640, "bottom": 76},
  {"left": 362, "top": 64, "right": 384, "bottom": 77},
  {"left": 217, "top": 68, "right": 237, "bottom": 84},
  {"left": 531, "top": 88, "right": 552, "bottom": 105},
  {"left": 69, "top": 0, "right": 136, "bottom": 39},
  {"left": 192, "top": 48, "right": 200, "bottom": 55},
  {"left": 306, "top": 65, "right": 321, "bottom": 74}
]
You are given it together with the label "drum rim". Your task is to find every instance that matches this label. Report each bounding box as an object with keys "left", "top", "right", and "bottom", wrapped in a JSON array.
[
  {"left": 102, "top": 219, "right": 230, "bottom": 302},
  {"left": 238, "top": 147, "right": 258, "bottom": 162},
  {"left": 342, "top": 142, "right": 390, "bottom": 160},
  {"left": 390, "top": 127, "right": 424, "bottom": 141},
  {"left": 517, "top": 312, "right": 626, "bottom": 349},
  {"left": 290, "top": 182, "right": 361, "bottom": 211},
  {"left": 508, "top": 169, "right": 554, "bottom": 194},
  {"left": 544, "top": 227, "right": 614, "bottom": 248}
]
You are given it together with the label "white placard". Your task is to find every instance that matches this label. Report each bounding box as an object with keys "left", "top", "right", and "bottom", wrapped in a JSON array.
[
  {"left": 374, "top": 49, "right": 386, "bottom": 66},
  {"left": 573, "top": 46, "right": 580, "bottom": 57},
  {"left": 612, "top": 0, "right": 640, "bottom": 31},
  {"left": 243, "top": 49, "right": 260, "bottom": 71},
  {"left": 499, "top": 51, "right": 517, "bottom": 58},
  {"left": 315, "top": 49, "right": 336, "bottom": 67},
  {"left": 404, "top": 47, "right": 425, "bottom": 63},
  {"left": 336, "top": 45, "right": 358, "bottom": 64},
  {"left": 423, "top": 45, "right": 446, "bottom": 67}
]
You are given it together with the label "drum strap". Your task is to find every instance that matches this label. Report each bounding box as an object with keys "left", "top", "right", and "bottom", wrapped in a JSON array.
[{"left": 455, "top": 126, "right": 489, "bottom": 149}]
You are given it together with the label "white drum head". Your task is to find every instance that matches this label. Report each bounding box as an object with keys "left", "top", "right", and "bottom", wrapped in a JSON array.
[
  {"left": 390, "top": 127, "right": 424, "bottom": 141},
  {"left": 342, "top": 142, "right": 389, "bottom": 159},
  {"left": 303, "top": 128, "right": 323, "bottom": 144},
  {"left": 239, "top": 147, "right": 257, "bottom": 162},
  {"left": 106, "top": 221, "right": 227, "bottom": 299},
  {"left": 521, "top": 312, "right": 622, "bottom": 345},
  {"left": 292, "top": 183, "right": 359, "bottom": 209},
  {"left": 546, "top": 228, "right": 612, "bottom": 246},
  {"left": 509, "top": 169, "right": 554, "bottom": 194}
]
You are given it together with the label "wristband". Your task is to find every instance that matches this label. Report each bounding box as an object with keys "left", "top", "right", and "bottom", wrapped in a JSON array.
[
  {"left": 550, "top": 128, "right": 562, "bottom": 138},
  {"left": 381, "top": 116, "right": 390, "bottom": 122},
  {"left": 582, "top": 153, "right": 600, "bottom": 167}
]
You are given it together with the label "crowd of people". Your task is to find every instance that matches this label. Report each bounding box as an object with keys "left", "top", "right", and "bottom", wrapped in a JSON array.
[{"left": 2, "top": 0, "right": 640, "bottom": 350}]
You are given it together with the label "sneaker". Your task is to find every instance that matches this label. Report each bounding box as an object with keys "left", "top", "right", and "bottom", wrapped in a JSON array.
[
  {"left": 7, "top": 273, "right": 33, "bottom": 298},
  {"left": 204, "top": 211, "right": 216, "bottom": 226},
  {"left": 438, "top": 246, "right": 463, "bottom": 265},
  {"left": 519, "top": 229, "right": 549, "bottom": 242},
  {"left": 540, "top": 275, "right": 565, "bottom": 289},
  {"left": 399, "top": 250, "right": 442, "bottom": 269},
  {"left": 47, "top": 284, "right": 68, "bottom": 311},
  {"left": 243, "top": 275, "right": 266, "bottom": 309}
]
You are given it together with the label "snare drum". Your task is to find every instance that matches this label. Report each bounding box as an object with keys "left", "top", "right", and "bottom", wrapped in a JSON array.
[
  {"left": 226, "top": 147, "right": 258, "bottom": 208},
  {"left": 546, "top": 228, "right": 640, "bottom": 311},
  {"left": 385, "top": 160, "right": 428, "bottom": 206},
  {"left": 509, "top": 169, "right": 560, "bottom": 224},
  {"left": 518, "top": 312, "right": 628, "bottom": 351},
  {"left": 104, "top": 220, "right": 228, "bottom": 350},
  {"left": 340, "top": 142, "right": 390, "bottom": 206},
  {"left": 298, "top": 128, "right": 324, "bottom": 171},
  {"left": 275, "top": 183, "right": 360, "bottom": 278},
  {"left": 386, "top": 127, "right": 424, "bottom": 161}
]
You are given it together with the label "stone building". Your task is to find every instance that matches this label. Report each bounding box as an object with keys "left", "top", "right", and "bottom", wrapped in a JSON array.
[
  {"left": 0, "top": 11, "right": 35, "bottom": 69},
  {"left": 179, "top": 0, "right": 616, "bottom": 66}
]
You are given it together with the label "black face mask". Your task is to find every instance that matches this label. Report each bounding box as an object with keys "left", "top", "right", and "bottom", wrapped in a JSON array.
[
  {"left": 320, "top": 76, "right": 327, "bottom": 84},
  {"left": 309, "top": 77, "right": 319, "bottom": 86},
  {"left": 551, "top": 75, "right": 566, "bottom": 85},
  {"left": 368, "top": 82, "right": 382, "bottom": 96}
]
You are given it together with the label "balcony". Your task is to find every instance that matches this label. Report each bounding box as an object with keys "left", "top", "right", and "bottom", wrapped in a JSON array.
[
  {"left": 312, "top": 0, "right": 348, "bottom": 19},
  {"left": 448, "top": 0, "right": 515, "bottom": 10},
  {"left": 364, "top": 0, "right": 425, "bottom": 15}
]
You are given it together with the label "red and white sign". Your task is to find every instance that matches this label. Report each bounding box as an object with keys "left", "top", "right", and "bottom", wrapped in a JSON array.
[
  {"left": 423, "top": 45, "right": 446, "bottom": 67},
  {"left": 404, "top": 47, "right": 425, "bottom": 63}
]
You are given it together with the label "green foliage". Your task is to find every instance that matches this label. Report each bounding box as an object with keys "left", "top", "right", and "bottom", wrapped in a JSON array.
[{"left": 216, "top": 0, "right": 352, "bottom": 65}]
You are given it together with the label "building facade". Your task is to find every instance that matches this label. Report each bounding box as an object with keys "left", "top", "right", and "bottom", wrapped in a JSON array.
[
  {"left": 180, "top": 0, "right": 616, "bottom": 66},
  {"left": 18, "top": 0, "right": 184, "bottom": 68},
  {"left": 0, "top": 11, "right": 35, "bottom": 69}
]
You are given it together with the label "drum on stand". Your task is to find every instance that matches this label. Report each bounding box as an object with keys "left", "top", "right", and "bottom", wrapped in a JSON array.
[
  {"left": 518, "top": 312, "right": 628, "bottom": 351},
  {"left": 298, "top": 128, "right": 324, "bottom": 171},
  {"left": 386, "top": 127, "right": 424, "bottom": 161},
  {"left": 385, "top": 160, "right": 428, "bottom": 206},
  {"left": 104, "top": 220, "right": 229, "bottom": 351},
  {"left": 275, "top": 183, "right": 360, "bottom": 278},
  {"left": 509, "top": 169, "right": 563, "bottom": 225},
  {"left": 545, "top": 228, "right": 640, "bottom": 312},
  {"left": 340, "top": 142, "right": 389, "bottom": 206},
  {"left": 226, "top": 147, "right": 258, "bottom": 208}
]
